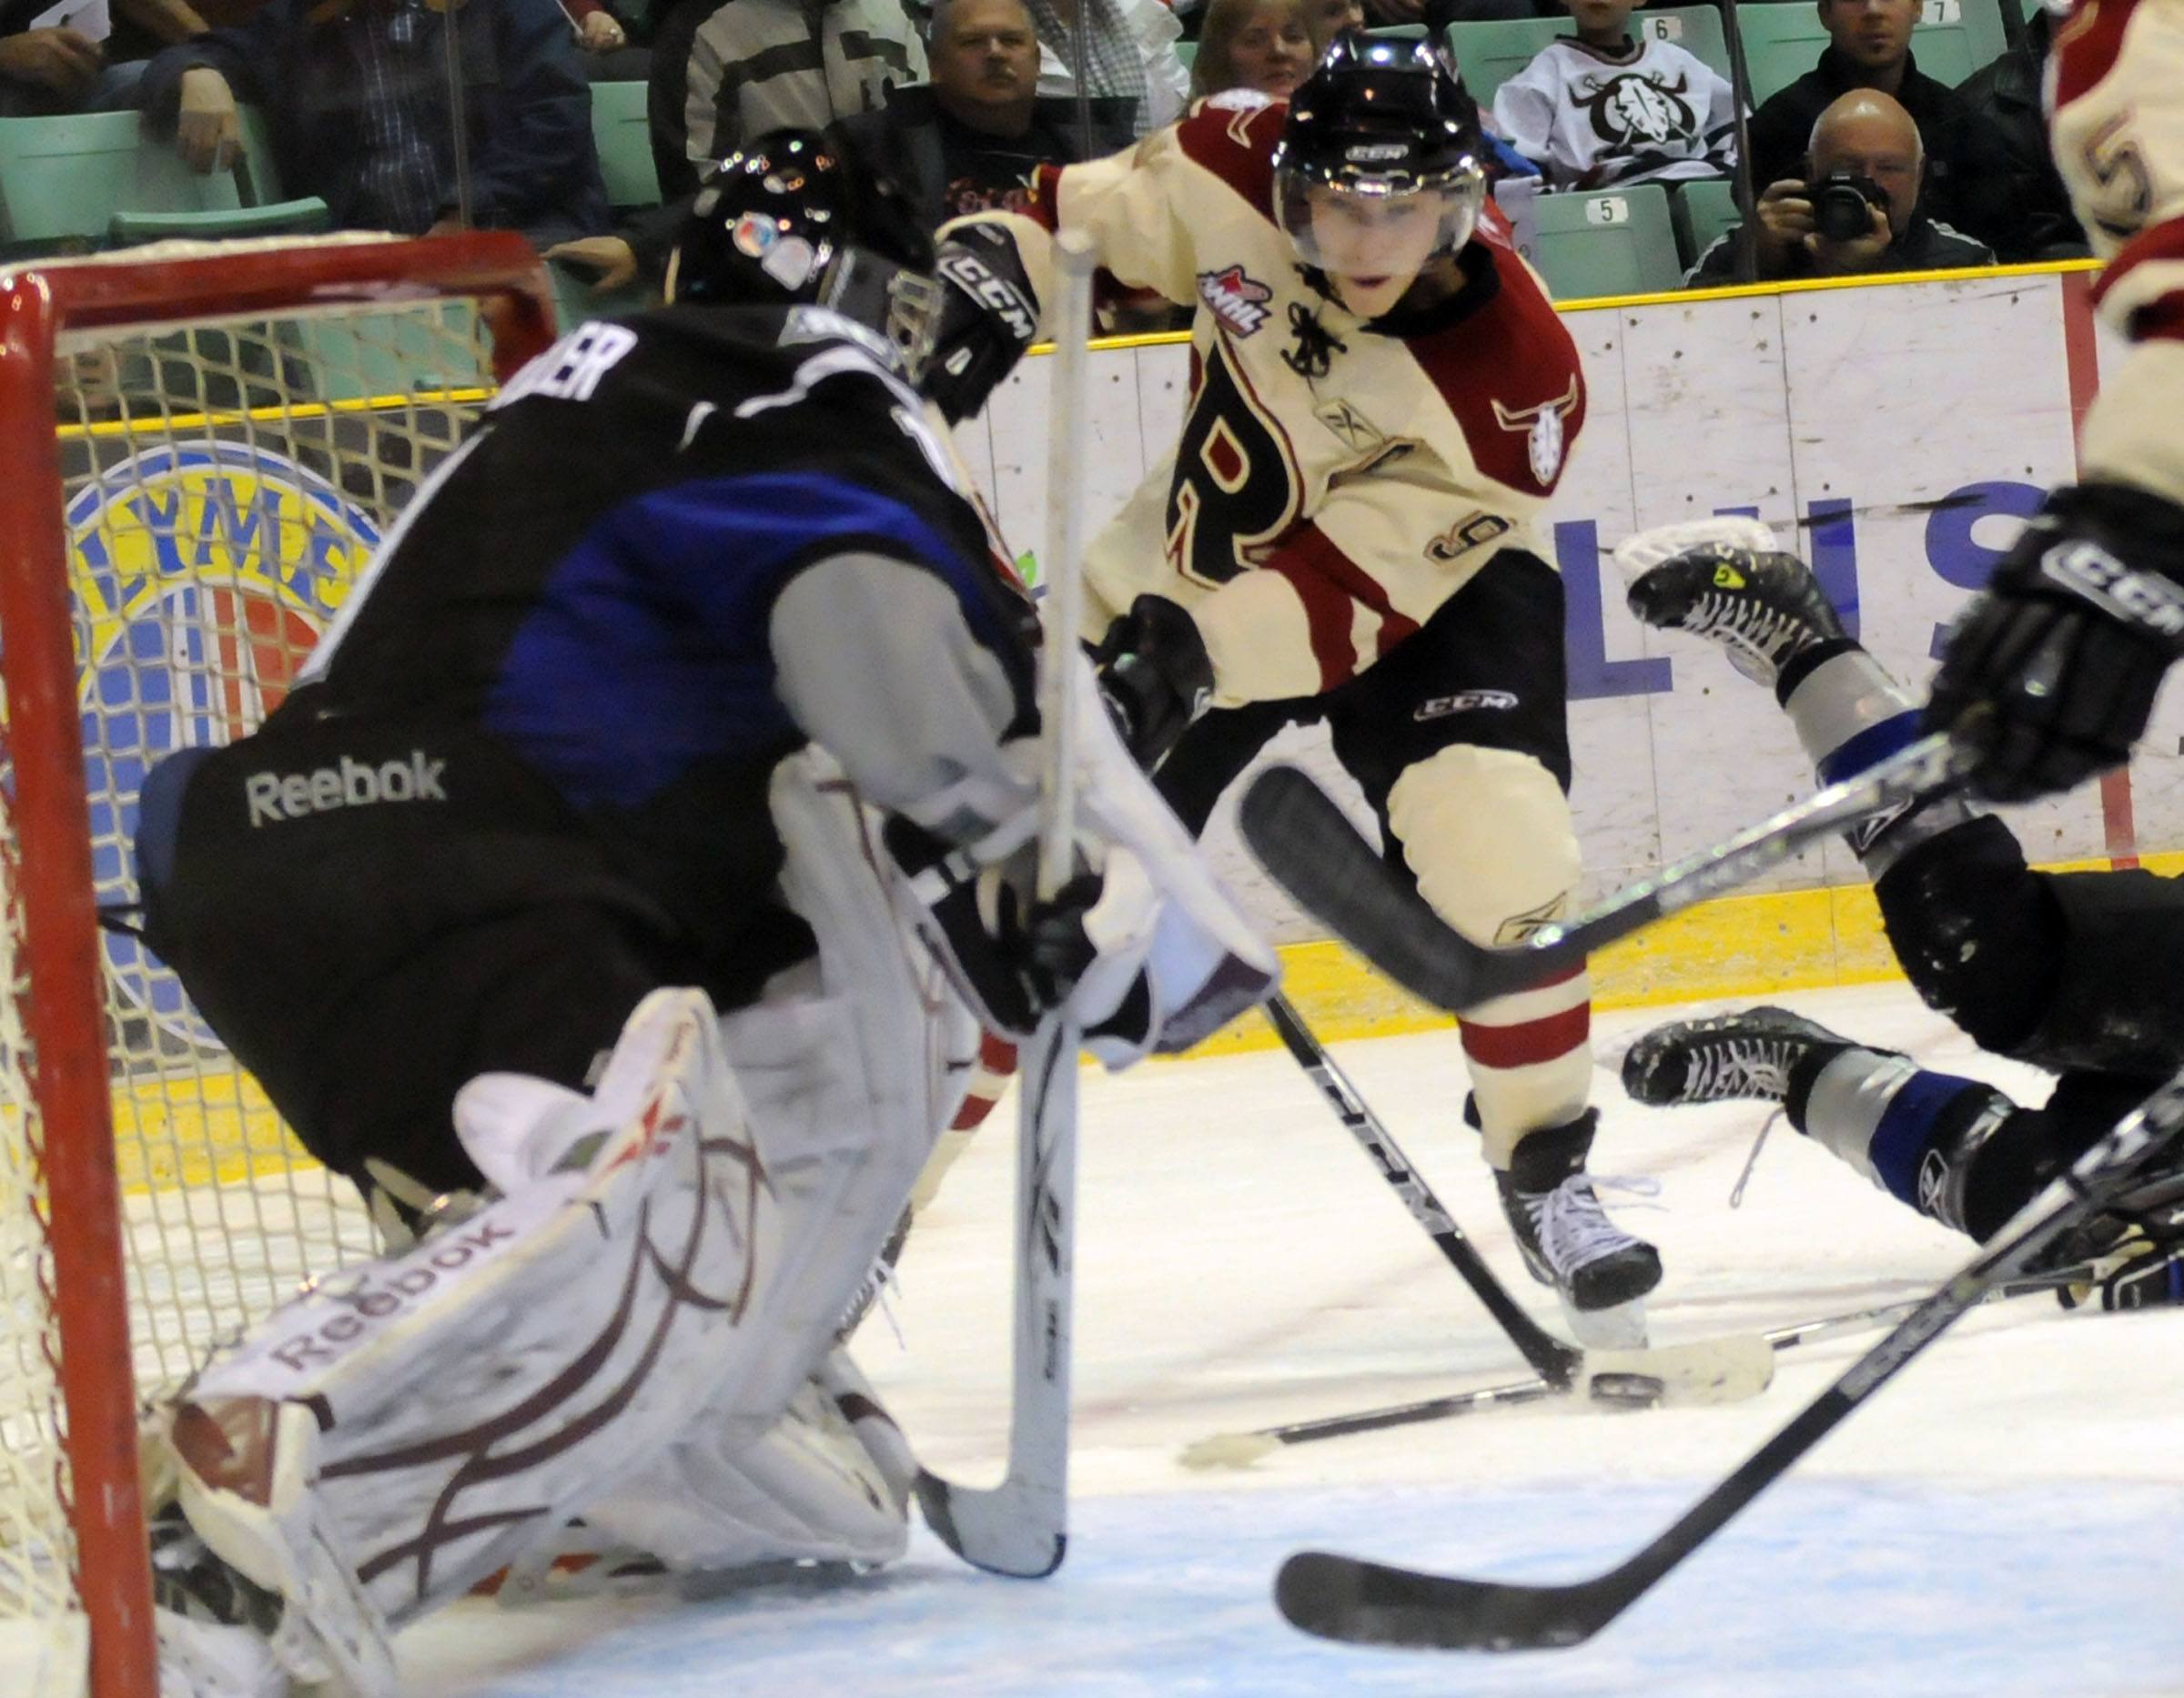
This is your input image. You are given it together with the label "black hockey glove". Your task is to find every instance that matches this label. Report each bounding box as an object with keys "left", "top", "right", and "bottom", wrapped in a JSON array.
[
  {"left": 1091, "top": 594, "right": 1213, "bottom": 769},
  {"left": 1924, "top": 482, "right": 2184, "bottom": 804},
  {"left": 921, "top": 224, "right": 1041, "bottom": 426},
  {"left": 884, "top": 817, "right": 1104, "bottom": 1037}
]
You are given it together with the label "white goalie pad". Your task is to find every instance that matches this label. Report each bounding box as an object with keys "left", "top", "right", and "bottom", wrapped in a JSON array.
[
  {"left": 157, "top": 983, "right": 867, "bottom": 1696},
  {"left": 1610, "top": 516, "right": 1782, "bottom": 584}
]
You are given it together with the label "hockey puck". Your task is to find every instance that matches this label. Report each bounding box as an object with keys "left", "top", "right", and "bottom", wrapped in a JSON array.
[{"left": 1586, "top": 1371, "right": 1665, "bottom": 1410}]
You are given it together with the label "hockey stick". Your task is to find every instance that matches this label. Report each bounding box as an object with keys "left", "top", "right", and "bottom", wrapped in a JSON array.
[
  {"left": 1263, "top": 994, "right": 1772, "bottom": 1405},
  {"left": 1182, "top": 1268, "right": 2096, "bottom": 1469},
  {"left": 914, "top": 228, "right": 1098, "bottom": 1579},
  {"left": 1239, "top": 733, "right": 1968, "bottom": 1015},
  {"left": 1272, "top": 1063, "right": 2184, "bottom": 1651}
]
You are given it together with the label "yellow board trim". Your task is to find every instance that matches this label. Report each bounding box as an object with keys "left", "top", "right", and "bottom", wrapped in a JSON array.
[{"left": 1191, "top": 846, "right": 2184, "bottom": 1057}]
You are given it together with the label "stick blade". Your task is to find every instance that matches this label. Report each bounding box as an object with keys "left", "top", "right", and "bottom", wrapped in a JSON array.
[
  {"left": 1238, "top": 768, "right": 1473, "bottom": 1009},
  {"left": 1584, "top": 1331, "right": 1775, "bottom": 1408},
  {"left": 1274, "top": 1550, "right": 1623, "bottom": 1651},
  {"left": 914, "top": 1470, "right": 1066, "bottom": 1578}
]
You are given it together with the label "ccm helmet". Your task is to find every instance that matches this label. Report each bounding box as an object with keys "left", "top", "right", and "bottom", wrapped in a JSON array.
[
  {"left": 1270, "top": 33, "right": 1489, "bottom": 276},
  {"left": 668, "top": 128, "right": 944, "bottom": 373}
]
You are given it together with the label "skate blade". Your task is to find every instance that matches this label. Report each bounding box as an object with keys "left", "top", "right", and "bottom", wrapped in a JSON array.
[{"left": 1562, "top": 1295, "right": 1647, "bottom": 1350}]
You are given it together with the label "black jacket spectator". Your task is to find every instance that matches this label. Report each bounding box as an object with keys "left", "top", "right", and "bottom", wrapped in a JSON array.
[
  {"left": 1686, "top": 205, "right": 1992, "bottom": 285},
  {"left": 139, "top": 0, "right": 611, "bottom": 248},
  {"left": 1956, "top": 12, "right": 2088, "bottom": 262},
  {"left": 834, "top": 83, "right": 1133, "bottom": 228},
  {"left": 1745, "top": 46, "right": 2010, "bottom": 253}
]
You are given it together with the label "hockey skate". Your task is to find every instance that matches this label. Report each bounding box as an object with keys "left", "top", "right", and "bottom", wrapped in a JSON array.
[
  {"left": 1493, "top": 1111, "right": 1662, "bottom": 1343},
  {"left": 1622, "top": 1006, "right": 1859, "bottom": 1108},
  {"left": 1624, "top": 537, "right": 1848, "bottom": 689}
]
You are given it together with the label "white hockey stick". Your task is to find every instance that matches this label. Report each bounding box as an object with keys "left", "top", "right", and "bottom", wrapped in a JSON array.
[{"left": 915, "top": 228, "right": 1098, "bottom": 1578}]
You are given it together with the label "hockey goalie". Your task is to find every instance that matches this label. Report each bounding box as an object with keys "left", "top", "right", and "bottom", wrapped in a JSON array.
[{"left": 132, "top": 130, "right": 1273, "bottom": 1695}]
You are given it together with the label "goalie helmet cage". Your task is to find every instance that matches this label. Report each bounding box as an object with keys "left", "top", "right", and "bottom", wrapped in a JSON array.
[{"left": 0, "top": 234, "right": 555, "bottom": 1698}]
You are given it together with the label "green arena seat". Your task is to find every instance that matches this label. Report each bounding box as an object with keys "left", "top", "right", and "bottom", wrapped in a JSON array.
[
  {"left": 1670, "top": 176, "right": 1742, "bottom": 271},
  {"left": 1447, "top": 16, "right": 1573, "bottom": 106},
  {"left": 589, "top": 76, "right": 662, "bottom": 211},
  {"left": 1526, "top": 181, "right": 1683, "bottom": 298}
]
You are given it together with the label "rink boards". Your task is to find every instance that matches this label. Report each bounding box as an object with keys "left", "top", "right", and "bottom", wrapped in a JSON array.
[{"left": 948, "top": 261, "right": 2179, "bottom": 1036}]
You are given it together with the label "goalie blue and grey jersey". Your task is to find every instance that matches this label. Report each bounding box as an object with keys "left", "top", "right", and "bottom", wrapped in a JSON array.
[{"left": 299, "top": 302, "right": 1036, "bottom": 832}]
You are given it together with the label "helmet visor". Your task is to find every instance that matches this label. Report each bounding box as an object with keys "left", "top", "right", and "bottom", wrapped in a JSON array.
[{"left": 1276, "top": 167, "right": 1487, "bottom": 281}]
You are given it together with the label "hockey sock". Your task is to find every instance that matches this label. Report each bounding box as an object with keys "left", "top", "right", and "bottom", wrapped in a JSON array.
[
  {"left": 1778, "top": 648, "right": 1978, "bottom": 877},
  {"left": 1784, "top": 1046, "right": 2037, "bottom": 1238}
]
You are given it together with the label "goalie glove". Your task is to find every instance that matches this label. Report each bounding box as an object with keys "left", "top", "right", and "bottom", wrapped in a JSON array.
[
  {"left": 1925, "top": 482, "right": 2184, "bottom": 803},
  {"left": 921, "top": 223, "right": 1041, "bottom": 426},
  {"left": 1091, "top": 594, "right": 1213, "bottom": 770},
  {"left": 885, "top": 817, "right": 1117, "bottom": 1040}
]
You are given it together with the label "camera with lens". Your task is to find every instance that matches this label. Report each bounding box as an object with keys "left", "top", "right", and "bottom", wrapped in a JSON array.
[{"left": 1811, "top": 172, "right": 1889, "bottom": 243}]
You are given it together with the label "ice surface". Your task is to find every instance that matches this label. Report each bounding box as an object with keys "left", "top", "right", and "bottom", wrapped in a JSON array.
[{"left": 398, "top": 982, "right": 2184, "bottom": 1695}]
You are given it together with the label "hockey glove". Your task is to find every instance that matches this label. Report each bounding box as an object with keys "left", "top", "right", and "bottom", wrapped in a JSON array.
[
  {"left": 921, "top": 224, "right": 1041, "bottom": 426},
  {"left": 885, "top": 817, "right": 1105, "bottom": 1038},
  {"left": 1925, "top": 482, "right": 2184, "bottom": 804},
  {"left": 1092, "top": 594, "right": 1213, "bottom": 770}
]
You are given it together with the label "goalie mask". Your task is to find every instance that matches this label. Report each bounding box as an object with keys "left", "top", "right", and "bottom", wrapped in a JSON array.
[
  {"left": 1271, "top": 33, "right": 1489, "bottom": 318},
  {"left": 668, "top": 128, "right": 945, "bottom": 376}
]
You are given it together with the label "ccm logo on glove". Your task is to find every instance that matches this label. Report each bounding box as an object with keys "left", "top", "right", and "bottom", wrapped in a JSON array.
[
  {"left": 244, "top": 751, "right": 450, "bottom": 826},
  {"left": 2039, "top": 539, "right": 2184, "bottom": 640}
]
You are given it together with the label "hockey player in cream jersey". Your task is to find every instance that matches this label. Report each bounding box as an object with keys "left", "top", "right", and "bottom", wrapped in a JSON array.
[{"left": 954, "top": 34, "right": 1664, "bottom": 1336}]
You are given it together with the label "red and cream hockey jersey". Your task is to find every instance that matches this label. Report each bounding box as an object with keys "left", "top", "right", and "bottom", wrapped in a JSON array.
[
  {"left": 973, "top": 94, "right": 1588, "bottom": 707},
  {"left": 2048, "top": 0, "right": 2184, "bottom": 505}
]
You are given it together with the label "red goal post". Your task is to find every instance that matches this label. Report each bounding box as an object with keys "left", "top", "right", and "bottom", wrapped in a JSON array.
[{"left": 0, "top": 233, "right": 555, "bottom": 1698}]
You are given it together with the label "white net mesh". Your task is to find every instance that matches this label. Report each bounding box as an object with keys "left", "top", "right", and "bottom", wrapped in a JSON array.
[{"left": 0, "top": 258, "right": 510, "bottom": 1666}]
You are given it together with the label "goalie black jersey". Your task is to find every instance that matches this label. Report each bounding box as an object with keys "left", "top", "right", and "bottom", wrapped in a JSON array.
[{"left": 303, "top": 303, "right": 1036, "bottom": 781}]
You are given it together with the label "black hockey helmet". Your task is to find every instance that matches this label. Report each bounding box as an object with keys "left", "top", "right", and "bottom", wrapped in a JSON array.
[
  {"left": 668, "top": 128, "right": 944, "bottom": 373},
  {"left": 1270, "top": 32, "right": 1489, "bottom": 276}
]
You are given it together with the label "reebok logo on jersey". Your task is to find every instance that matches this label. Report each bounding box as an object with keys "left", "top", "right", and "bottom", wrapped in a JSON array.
[
  {"left": 2040, "top": 539, "right": 2184, "bottom": 640},
  {"left": 1197, "top": 265, "right": 1273, "bottom": 337},
  {"left": 244, "top": 751, "right": 449, "bottom": 827}
]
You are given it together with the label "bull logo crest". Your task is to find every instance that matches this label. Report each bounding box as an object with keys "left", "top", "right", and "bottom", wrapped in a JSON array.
[{"left": 1572, "top": 71, "right": 1698, "bottom": 147}]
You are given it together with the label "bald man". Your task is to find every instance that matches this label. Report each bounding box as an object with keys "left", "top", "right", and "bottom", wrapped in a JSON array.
[{"left": 1685, "top": 87, "right": 1994, "bottom": 284}]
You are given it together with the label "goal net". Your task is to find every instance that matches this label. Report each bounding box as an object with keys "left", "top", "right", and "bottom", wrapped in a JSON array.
[{"left": 0, "top": 234, "right": 556, "bottom": 1698}]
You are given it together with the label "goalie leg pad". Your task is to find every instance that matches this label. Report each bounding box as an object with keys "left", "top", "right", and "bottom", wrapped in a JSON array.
[
  {"left": 527, "top": 1349, "right": 912, "bottom": 1582},
  {"left": 1385, "top": 744, "right": 1592, "bottom": 1163},
  {"left": 161, "top": 986, "right": 784, "bottom": 1693}
]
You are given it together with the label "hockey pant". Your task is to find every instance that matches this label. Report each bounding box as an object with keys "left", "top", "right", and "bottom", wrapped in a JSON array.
[
  {"left": 155, "top": 752, "right": 978, "bottom": 1695},
  {"left": 1152, "top": 551, "right": 1592, "bottom": 1167}
]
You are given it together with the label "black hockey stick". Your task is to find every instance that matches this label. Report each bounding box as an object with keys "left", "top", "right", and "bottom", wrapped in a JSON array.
[
  {"left": 1239, "top": 734, "right": 1967, "bottom": 1015},
  {"left": 1263, "top": 993, "right": 1770, "bottom": 1404},
  {"left": 1181, "top": 1268, "right": 2098, "bottom": 1469},
  {"left": 1272, "top": 1064, "right": 2184, "bottom": 1651}
]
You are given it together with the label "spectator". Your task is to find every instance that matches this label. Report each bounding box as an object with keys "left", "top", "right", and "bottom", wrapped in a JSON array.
[
  {"left": 1686, "top": 88, "right": 1992, "bottom": 284},
  {"left": 648, "top": 0, "right": 925, "bottom": 200},
  {"left": 834, "top": 0, "right": 1132, "bottom": 227},
  {"left": 3, "top": 0, "right": 206, "bottom": 114},
  {"left": 1491, "top": 0, "right": 1734, "bottom": 190},
  {"left": 1190, "top": 0, "right": 1320, "bottom": 100},
  {"left": 1743, "top": 0, "right": 2009, "bottom": 246},
  {"left": 1956, "top": 5, "right": 2088, "bottom": 262},
  {"left": 1025, "top": 0, "right": 1188, "bottom": 136},
  {"left": 138, "top": 0, "right": 612, "bottom": 249}
]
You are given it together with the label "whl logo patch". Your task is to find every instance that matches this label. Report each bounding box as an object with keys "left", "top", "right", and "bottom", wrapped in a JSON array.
[{"left": 1198, "top": 265, "right": 1274, "bottom": 337}]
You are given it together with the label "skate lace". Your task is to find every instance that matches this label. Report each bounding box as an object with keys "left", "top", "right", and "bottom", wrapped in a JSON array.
[
  {"left": 1686, "top": 589, "right": 1811, "bottom": 678},
  {"left": 1685, "top": 1036, "right": 1800, "bottom": 1102},
  {"left": 1529, "top": 1174, "right": 1660, "bottom": 1275}
]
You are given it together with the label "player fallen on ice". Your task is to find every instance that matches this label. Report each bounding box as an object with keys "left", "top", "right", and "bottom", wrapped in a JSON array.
[
  {"left": 1616, "top": 504, "right": 2184, "bottom": 1309},
  {"left": 129, "top": 129, "right": 1273, "bottom": 1697},
  {"left": 946, "top": 32, "right": 1662, "bottom": 1341}
]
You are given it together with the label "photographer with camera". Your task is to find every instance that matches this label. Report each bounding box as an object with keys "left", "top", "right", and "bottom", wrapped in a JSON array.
[{"left": 1684, "top": 89, "right": 1990, "bottom": 285}]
